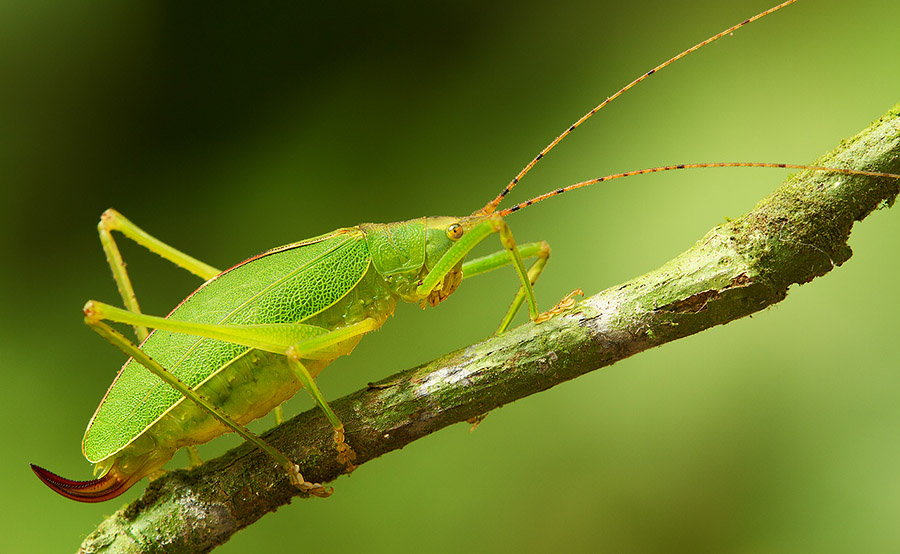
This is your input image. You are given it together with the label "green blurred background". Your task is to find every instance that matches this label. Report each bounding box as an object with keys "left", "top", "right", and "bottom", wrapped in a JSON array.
[{"left": 3, "top": 1, "right": 899, "bottom": 552}]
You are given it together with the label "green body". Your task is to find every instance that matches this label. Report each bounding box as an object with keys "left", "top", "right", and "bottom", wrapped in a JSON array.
[{"left": 85, "top": 217, "right": 463, "bottom": 478}]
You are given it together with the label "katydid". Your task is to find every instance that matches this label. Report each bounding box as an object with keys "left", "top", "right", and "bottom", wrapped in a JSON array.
[{"left": 31, "top": 0, "right": 900, "bottom": 503}]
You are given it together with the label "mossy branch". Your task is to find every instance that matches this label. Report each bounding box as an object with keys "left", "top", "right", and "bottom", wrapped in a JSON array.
[{"left": 78, "top": 105, "right": 900, "bottom": 554}]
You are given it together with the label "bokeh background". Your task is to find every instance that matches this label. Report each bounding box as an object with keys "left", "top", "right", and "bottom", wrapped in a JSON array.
[{"left": 3, "top": 1, "right": 899, "bottom": 552}]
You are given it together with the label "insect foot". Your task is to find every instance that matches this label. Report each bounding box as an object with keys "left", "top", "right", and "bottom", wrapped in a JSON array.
[
  {"left": 534, "top": 289, "right": 585, "bottom": 324},
  {"left": 467, "top": 412, "right": 489, "bottom": 432},
  {"left": 288, "top": 463, "right": 333, "bottom": 498},
  {"left": 333, "top": 426, "right": 358, "bottom": 473}
]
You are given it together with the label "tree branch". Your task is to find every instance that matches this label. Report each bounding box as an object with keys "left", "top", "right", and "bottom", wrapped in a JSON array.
[{"left": 79, "top": 104, "right": 900, "bottom": 554}]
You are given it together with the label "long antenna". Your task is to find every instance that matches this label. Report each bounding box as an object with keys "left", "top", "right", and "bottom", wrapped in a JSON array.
[
  {"left": 496, "top": 163, "right": 900, "bottom": 216},
  {"left": 477, "top": 0, "right": 797, "bottom": 216}
]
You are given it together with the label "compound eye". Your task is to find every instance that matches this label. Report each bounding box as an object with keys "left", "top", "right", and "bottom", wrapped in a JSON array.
[{"left": 446, "top": 223, "right": 464, "bottom": 240}]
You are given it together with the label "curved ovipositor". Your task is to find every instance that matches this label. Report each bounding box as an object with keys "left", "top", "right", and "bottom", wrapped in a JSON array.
[{"left": 30, "top": 462, "right": 142, "bottom": 503}]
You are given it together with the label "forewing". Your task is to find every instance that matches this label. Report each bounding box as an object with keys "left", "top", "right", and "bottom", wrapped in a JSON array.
[{"left": 83, "top": 228, "right": 370, "bottom": 461}]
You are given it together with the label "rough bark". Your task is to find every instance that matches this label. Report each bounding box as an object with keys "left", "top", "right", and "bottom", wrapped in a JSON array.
[{"left": 78, "top": 104, "right": 900, "bottom": 554}]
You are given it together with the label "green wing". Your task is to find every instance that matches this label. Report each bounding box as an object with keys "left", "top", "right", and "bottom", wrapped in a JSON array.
[{"left": 83, "top": 228, "right": 370, "bottom": 462}]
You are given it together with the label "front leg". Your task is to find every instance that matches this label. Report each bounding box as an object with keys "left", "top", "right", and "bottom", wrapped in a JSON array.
[{"left": 462, "top": 241, "right": 552, "bottom": 334}]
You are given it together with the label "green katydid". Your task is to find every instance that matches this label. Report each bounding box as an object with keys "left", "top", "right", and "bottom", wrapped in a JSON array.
[{"left": 30, "top": 0, "right": 900, "bottom": 503}]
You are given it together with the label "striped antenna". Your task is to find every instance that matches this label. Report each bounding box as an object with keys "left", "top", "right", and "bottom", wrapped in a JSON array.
[
  {"left": 477, "top": 0, "right": 798, "bottom": 216},
  {"left": 496, "top": 163, "right": 900, "bottom": 216}
]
